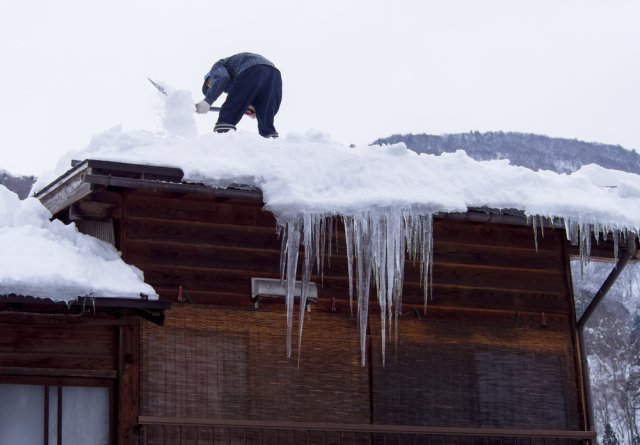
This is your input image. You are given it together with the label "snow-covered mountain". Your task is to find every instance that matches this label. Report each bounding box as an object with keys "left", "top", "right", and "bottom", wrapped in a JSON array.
[
  {"left": 373, "top": 131, "right": 640, "bottom": 174},
  {"left": 0, "top": 170, "right": 35, "bottom": 199}
]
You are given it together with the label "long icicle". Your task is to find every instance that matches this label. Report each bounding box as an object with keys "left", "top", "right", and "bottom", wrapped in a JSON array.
[
  {"left": 297, "top": 213, "right": 316, "bottom": 366},
  {"left": 284, "top": 218, "right": 301, "bottom": 358},
  {"left": 281, "top": 209, "right": 436, "bottom": 367}
]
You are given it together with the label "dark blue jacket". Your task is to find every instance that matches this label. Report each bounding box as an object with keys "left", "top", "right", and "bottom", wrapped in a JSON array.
[{"left": 203, "top": 53, "right": 277, "bottom": 105}]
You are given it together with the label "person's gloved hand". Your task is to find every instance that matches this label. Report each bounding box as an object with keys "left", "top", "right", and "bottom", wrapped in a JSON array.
[{"left": 195, "top": 100, "right": 210, "bottom": 114}]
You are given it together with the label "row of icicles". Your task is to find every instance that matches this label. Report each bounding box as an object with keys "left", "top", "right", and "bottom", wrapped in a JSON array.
[{"left": 277, "top": 209, "right": 638, "bottom": 366}]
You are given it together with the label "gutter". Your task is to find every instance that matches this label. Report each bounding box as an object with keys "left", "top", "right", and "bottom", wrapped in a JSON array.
[{"left": 0, "top": 294, "right": 171, "bottom": 325}]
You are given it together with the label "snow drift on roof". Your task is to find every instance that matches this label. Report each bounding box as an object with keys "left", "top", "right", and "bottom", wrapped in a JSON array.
[{"left": 0, "top": 185, "right": 157, "bottom": 302}]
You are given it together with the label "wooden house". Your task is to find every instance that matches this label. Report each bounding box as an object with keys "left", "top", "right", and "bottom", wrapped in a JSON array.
[{"left": 6, "top": 158, "right": 636, "bottom": 444}]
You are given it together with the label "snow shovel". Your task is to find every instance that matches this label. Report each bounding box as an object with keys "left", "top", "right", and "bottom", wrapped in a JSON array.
[
  {"left": 148, "top": 77, "right": 222, "bottom": 112},
  {"left": 148, "top": 77, "right": 254, "bottom": 116}
]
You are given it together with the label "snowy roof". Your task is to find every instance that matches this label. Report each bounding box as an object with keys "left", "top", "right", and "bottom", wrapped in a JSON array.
[
  {"left": 34, "top": 126, "right": 640, "bottom": 233},
  {"left": 0, "top": 185, "right": 157, "bottom": 303},
  {"left": 27, "top": 86, "right": 640, "bottom": 294},
  {"left": 24, "top": 85, "right": 640, "bottom": 359}
]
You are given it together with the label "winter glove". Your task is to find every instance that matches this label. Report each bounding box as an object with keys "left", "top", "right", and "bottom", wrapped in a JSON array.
[{"left": 195, "top": 100, "right": 210, "bottom": 114}]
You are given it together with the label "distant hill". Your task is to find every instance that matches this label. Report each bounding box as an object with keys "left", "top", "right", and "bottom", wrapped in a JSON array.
[
  {"left": 373, "top": 131, "right": 640, "bottom": 174},
  {"left": 0, "top": 170, "right": 36, "bottom": 199}
]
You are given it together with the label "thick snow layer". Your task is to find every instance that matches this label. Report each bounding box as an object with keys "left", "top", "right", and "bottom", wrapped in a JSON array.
[
  {"left": 0, "top": 185, "right": 157, "bottom": 302},
  {"left": 34, "top": 94, "right": 640, "bottom": 230}
]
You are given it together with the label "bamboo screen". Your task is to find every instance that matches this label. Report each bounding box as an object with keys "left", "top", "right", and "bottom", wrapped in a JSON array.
[
  {"left": 142, "top": 305, "right": 580, "bottom": 429},
  {"left": 370, "top": 313, "right": 581, "bottom": 430},
  {"left": 141, "top": 305, "right": 370, "bottom": 423}
]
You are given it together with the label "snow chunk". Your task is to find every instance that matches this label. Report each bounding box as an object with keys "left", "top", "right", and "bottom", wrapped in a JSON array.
[
  {"left": 161, "top": 88, "right": 198, "bottom": 138},
  {"left": 0, "top": 185, "right": 157, "bottom": 302}
]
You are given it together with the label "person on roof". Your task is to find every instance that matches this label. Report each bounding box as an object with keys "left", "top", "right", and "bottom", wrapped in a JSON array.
[{"left": 195, "top": 52, "right": 282, "bottom": 138}]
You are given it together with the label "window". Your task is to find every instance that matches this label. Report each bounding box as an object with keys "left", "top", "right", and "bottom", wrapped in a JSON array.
[{"left": 0, "top": 378, "right": 113, "bottom": 445}]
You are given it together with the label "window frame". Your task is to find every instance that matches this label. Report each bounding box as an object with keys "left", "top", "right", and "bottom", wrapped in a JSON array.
[{"left": 0, "top": 375, "right": 116, "bottom": 445}]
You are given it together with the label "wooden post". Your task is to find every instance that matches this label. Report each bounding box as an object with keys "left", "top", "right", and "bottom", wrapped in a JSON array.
[{"left": 118, "top": 321, "right": 141, "bottom": 445}]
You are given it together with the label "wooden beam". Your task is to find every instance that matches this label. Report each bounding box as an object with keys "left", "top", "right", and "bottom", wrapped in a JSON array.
[
  {"left": 0, "top": 366, "right": 117, "bottom": 379},
  {"left": 118, "top": 323, "right": 141, "bottom": 445},
  {"left": 136, "top": 415, "right": 596, "bottom": 440},
  {"left": 85, "top": 174, "right": 263, "bottom": 202},
  {"left": 38, "top": 175, "right": 92, "bottom": 216}
]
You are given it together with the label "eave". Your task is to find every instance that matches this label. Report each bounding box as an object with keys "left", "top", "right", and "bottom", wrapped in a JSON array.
[
  {"left": 0, "top": 294, "right": 171, "bottom": 325},
  {"left": 34, "top": 159, "right": 636, "bottom": 261}
]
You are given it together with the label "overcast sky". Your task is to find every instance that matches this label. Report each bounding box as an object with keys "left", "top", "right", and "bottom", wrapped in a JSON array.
[{"left": 1, "top": 0, "right": 639, "bottom": 175}]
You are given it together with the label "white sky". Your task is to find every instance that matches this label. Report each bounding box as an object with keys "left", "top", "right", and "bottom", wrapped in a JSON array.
[{"left": 1, "top": 0, "right": 639, "bottom": 175}]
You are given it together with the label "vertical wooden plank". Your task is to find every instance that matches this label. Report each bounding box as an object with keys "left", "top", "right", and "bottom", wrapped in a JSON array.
[
  {"left": 120, "top": 192, "right": 128, "bottom": 261},
  {"left": 118, "top": 321, "right": 141, "bottom": 445},
  {"left": 57, "top": 385, "right": 62, "bottom": 445},
  {"left": 44, "top": 384, "right": 49, "bottom": 445}
]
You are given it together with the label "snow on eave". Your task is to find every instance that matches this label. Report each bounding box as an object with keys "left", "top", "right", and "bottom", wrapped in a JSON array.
[{"left": 0, "top": 184, "right": 158, "bottom": 303}]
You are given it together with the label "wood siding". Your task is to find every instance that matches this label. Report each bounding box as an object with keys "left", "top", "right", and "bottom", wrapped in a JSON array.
[
  {"left": 116, "top": 188, "right": 583, "bottom": 430},
  {"left": 0, "top": 314, "right": 119, "bottom": 379},
  {"left": 0, "top": 312, "right": 141, "bottom": 445},
  {"left": 116, "top": 190, "right": 571, "bottom": 315},
  {"left": 39, "top": 177, "right": 584, "bottom": 431}
]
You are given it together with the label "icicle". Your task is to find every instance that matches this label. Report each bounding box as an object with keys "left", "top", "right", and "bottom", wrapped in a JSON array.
[
  {"left": 283, "top": 218, "right": 301, "bottom": 358},
  {"left": 354, "top": 214, "right": 373, "bottom": 367},
  {"left": 531, "top": 216, "right": 539, "bottom": 252},
  {"left": 297, "top": 213, "right": 316, "bottom": 366},
  {"left": 343, "top": 216, "right": 355, "bottom": 316},
  {"left": 390, "top": 212, "right": 406, "bottom": 353},
  {"left": 279, "top": 208, "right": 435, "bottom": 367},
  {"left": 278, "top": 224, "right": 287, "bottom": 282},
  {"left": 409, "top": 214, "right": 434, "bottom": 314},
  {"left": 561, "top": 217, "right": 640, "bottom": 274},
  {"left": 315, "top": 216, "right": 323, "bottom": 283},
  {"left": 372, "top": 213, "right": 388, "bottom": 366},
  {"left": 327, "top": 216, "right": 334, "bottom": 267},
  {"left": 563, "top": 218, "right": 592, "bottom": 271}
]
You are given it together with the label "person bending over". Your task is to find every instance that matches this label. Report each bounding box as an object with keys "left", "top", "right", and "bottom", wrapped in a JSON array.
[{"left": 196, "top": 52, "right": 282, "bottom": 138}]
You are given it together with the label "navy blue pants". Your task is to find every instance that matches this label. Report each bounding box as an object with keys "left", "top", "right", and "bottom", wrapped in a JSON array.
[{"left": 216, "top": 65, "right": 282, "bottom": 137}]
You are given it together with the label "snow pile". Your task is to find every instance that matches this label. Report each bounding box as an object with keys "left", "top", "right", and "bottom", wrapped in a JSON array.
[
  {"left": 157, "top": 83, "right": 199, "bottom": 138},
  {"left": 0, "top": 185, "right": 157, "bottom": 302},
  {"left": 35, "top": 128, "right": 640, "bottom": 228},
  {"left": 31, "top": 87, "right": 640, "bottom": 362}
]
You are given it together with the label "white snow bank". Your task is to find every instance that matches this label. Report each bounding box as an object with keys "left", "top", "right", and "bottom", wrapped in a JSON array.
[
  {"left": 0, "top": 185, "right": 157, "bottom": 302},
  {"left": 34, "top": 125, "right": 640, "bottom": 230}
]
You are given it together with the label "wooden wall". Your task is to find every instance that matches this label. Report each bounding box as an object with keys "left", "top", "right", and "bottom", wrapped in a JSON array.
[
  {"left": 119, "top": 191, "right": 280, "bottom": 306},
  {"left": 119, "top": 188, "right": 584, "bottom": 430},
  {"left": 116, "top": 191, "right": 571, "bottom": 313},
  {"left": 0, "top": 312, "right": 141, "bottom": 445}
]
